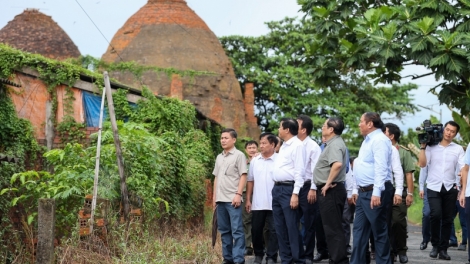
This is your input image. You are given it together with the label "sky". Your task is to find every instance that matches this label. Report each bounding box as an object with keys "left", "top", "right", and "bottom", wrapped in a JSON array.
[{"left": 0, "top": 0, "right": 452, "bottom": 133}]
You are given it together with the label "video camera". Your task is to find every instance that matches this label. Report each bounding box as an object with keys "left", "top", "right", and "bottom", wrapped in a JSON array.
[{"left": 415, "top": 120, "right": 443, "bottom": 146}]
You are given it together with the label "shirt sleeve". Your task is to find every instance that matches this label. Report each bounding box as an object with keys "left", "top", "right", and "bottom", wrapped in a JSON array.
[
  {"left": 372, "top": 138, "right": 391, "bottom": 197},
  {"left": 310, "top": 144, "right": 321, "bottom": 190},
  {"left": 293, "top": 143, "right": 306, "bottom": 194},
  {"left": 237, "top": 153, "right": 248, "bottom": 176},
  {"left": 465, "top": 143, "right": 470, "bottom": 165},
  {"left": 419, "top": 166, "right": 428, "bottom": 191},
  {"left": 212, "top": 155, "right": 220, "bottom": 177},
  {"left": 392, "top": 148, "right": 404, "bottom": 195},
  {"left": 247, "top": 159, "right": 255, "bottom": 182},
  {"left": 458, "top": 146, "right": 465, "bottom": 171},
  {"left": 345, "top": 164, "right": 353, "bottom": 198}
]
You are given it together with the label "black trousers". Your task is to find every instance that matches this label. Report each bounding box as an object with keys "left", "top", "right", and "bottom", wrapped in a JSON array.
[
  {"left": 299, "top": 182, "right": 316, "bottom": 260},
  {"left": 314, "top": 203, "right": 329, "bottom": 256},
  {"left": 428, "top": 185, "right": 458, "bottom": 251},
  {"left": 391, "top": 190, "right": 408, "bottom": 255},
  {"left": 317, "top": 183, "right": 349, "bottom": 264},
  {"left": 252, "top": 210, "right": 278, "bottom": 260}
]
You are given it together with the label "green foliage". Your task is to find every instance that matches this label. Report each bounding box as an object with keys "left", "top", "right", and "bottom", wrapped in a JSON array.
[
  {"left": 0, "top": 85, "right": 43, "bottom": 260},
  {"left": 298, "top": 0, "right": 470, "bottom": 116},
  {"left": 56, "top": 116, "right": 86, "bottom": 145},
  {"left": 220, "top": 19, "right": 417, "bottom": 151},
  {"left": 131, "top": 88, "right": 197, "bottom": 136}
]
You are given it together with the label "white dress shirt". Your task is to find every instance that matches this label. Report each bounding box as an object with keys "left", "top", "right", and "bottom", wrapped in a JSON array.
[
  {"left": 345, "top": 163, "right": 354, "bottom": 198},
  {"left": 302, "top": 137, "right": 321, "bottom": 190},
  {"left": 273, "top": 136, "right": 306, "bottom": 194},
  {"left": 423, "top": 142, "right": 464, "bottom": 192},
  {"left": 247, "top": 153, "right": 277, "bottom": 210},
  {"left": 391, "top": 146, "right": 404, "bottom": 195}
]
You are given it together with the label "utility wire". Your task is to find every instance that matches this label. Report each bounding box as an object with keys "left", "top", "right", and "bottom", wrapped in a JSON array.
[{"left": 73, "top": 0, "right": 125, "bottom": 62}]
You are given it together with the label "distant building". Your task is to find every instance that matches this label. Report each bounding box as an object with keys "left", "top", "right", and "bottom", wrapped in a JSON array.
[
  {"left": 102, "top": 0, "right": 260, "bottom": 138},
  {"left": 0, "top": 8, "right": 80, "bottom": 60}
]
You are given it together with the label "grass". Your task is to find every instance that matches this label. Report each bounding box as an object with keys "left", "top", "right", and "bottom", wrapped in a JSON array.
[{"left": 55, "top": 206, "right": 223, "bottom": 264}]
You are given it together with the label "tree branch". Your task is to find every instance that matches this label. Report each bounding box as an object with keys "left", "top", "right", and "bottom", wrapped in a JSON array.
[{"left": 401, "top": 71, "right": 435, "bottom": 79}]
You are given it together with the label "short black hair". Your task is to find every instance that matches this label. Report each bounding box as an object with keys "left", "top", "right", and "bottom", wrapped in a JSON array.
[
  {"left": 326, "top": 117, "right": 345, "bottom": 135},
  {"left": 245, "top": 140, "right": 258, "bottom": 148},
  {"left": 384, "top": 123, "right": 401, "bottom": 143},
  {"left": 260, "top": 132, "right": 279, "bottom": 146},
  {"left": 444, "top": 120, "right": 460, "bottom": 133},
  {"left": 297, "top": 115, "right": 313, "bottom": 135},
  {"left": 363, "top": 112, "right": 384, "bottom": 129},
  {"left": 221, "top": 128, "right": 237, "bottom": 139},
  {"left": 280, "top": 118, "right": 299, "bottom": 136}
]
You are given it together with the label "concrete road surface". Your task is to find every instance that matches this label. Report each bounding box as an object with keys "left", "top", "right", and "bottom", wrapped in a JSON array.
[{"left": 245, "top": 222, "right": 469, "bottom": 263}]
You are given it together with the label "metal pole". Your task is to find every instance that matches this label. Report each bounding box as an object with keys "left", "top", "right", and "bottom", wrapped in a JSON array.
[
  {"left": 89, "top": 87, "right": 106, "bottom": 234},
  {"left": 103, "top": 72, "right": 130, "bottom": 221}
]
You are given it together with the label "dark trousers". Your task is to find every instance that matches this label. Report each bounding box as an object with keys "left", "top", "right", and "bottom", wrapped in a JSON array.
[
  {"left": 317, "top": 183, "right": 349, "bottom": 264},
  {"left": 342, "top": 198, "right": 353, "bottom": 247},
  {"left": 450, "top": 200, "right": 467, "bottom": 244},
  {"left": 242, "top": 191, "right": 253, "bottom": 249},
  {"left": 422, "top": 188, "right": 431, "bottom": 243},
  {"left": 391, "top": 190, "right": 408, "bottom": 256},
  {"left": 313, "top": 202, "right": 328, "bottom": 256},
  {"left": 465, "top": 197, "right": 470, "bottom": 261},
  {"left": 252, "top": 210, "right": 278, "bottom": 260},
  {"left": 299, "top": 182, "right": 316, "bottom": 260},
  {"left": 351, "top": 185, "right": 392, "bottom": 264},
  {"left": 427, "top": 185, "right": 458, "bottom": 251},
  {"left": 272, "top": 184, "right": 304, "bottom": 264}
]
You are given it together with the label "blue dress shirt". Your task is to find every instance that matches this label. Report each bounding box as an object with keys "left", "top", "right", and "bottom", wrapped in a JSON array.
[{"left": 354, "top": 128, "right": 392, "bottom": 197}]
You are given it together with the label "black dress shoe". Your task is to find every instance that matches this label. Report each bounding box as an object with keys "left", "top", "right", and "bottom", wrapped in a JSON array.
[
  {"left": 398, "top": 255, "right": 408, "bottom": 263},
  {"left": 313, "top": 253, "right": 329, "bottom": 262},
  {"left": 222, "top": 260, "right": 234, "bottom": 264},
  {"left": 438, "top": 250, "right": 451, "bottom": 260},
  {"left": 420, "top": 241, "right": 428, "bottom": 250},
  {"left": 449, "top": 242, "right": 458, "bottom": 247},
  {"left": 429, "top": 247, "right": 438, "bottom": 258},
  {"left": 346, "top": 246, "right": 352, "bottom": 255}
]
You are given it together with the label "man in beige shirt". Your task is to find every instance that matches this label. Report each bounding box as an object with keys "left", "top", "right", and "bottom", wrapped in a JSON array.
[{"left": 213, "top": 128, "right": 248, "bottom": 264}]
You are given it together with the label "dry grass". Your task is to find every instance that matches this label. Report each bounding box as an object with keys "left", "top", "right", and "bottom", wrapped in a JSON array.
[{"left": 54, "top": 208, "right": 224, "bottom": 264}]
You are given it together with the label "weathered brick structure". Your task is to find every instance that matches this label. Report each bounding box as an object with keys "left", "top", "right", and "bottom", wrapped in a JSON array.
[
  {"left": 0, "top": 8, "right": 80, "bottom": 60},
  {"left": 102, "top": 0, "right": 260, "bottom": 138}
]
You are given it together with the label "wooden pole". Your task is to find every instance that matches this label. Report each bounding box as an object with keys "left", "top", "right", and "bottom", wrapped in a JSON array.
[
  {"left": 103, "top": 72, "right": 130, "bottom": 221},
  {"left": 89, "top": 87, "right": 106, "bottom": 234}
]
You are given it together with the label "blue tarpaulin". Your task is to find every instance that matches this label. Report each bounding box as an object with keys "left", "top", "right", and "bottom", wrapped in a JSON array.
[
  {"left": 82, "top": 91, "right": 136, "bottom": 127},
  {"left": 83, "top": 91, "right": 107, "bottom": 127}
]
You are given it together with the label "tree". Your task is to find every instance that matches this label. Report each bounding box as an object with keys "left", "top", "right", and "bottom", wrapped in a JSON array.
[
  {"left": 298, "top": 0, "right": 470, "bottom": 116},
  {"left": 220, "top": 17, "right": 418, "bottom": 152}
]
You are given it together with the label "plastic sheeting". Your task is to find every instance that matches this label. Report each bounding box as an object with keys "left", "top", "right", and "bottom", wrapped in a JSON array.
[
  {"left": 82, "top": 91, "right": 136, "bottom": 127},
  {"left": 83, "top": 91, "right": 107, "bottom": 127}
]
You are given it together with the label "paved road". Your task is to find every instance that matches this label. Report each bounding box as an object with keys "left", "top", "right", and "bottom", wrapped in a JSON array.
[{"left": 245, "top": 222, "right": 469, "bottom": 263}]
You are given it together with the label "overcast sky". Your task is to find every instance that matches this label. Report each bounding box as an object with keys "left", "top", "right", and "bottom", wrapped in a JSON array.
[{"left": 0, "top": 0, "right": 452, "bottom": 132}]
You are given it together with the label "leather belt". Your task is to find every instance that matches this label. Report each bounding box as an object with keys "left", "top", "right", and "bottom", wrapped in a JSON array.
[
  {"left": 275, "top": 181, "right": 295, "bottom": 186},
  {"left": 359, "top": 184, "right": 374, "bottom": 192}
]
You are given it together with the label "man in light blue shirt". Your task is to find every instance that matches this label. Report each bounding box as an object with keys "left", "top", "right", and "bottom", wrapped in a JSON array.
[{"left": 350, "top": 112, "right": 393, "bottom": 264}]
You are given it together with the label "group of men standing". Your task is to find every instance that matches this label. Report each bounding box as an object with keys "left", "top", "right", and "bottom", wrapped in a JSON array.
[{"left": 212, "top": 112, "right": 470, "bottom": 264}]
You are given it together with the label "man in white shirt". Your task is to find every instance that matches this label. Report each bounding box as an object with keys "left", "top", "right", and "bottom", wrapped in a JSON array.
[
  {"left": 296, "top": 115, "right": 321, "bottom": 264},
  {"left": 246, "top": 133, "right": 279, "bottom": 264},
  {"left": 272, "top": 117, "right": 306, "bottom": 264},
  {"left": 458, "top": 144, "right": 470, "bottom": 264},
  {"left": 418, "top": 121, "right": 465, "bottom": 260}
]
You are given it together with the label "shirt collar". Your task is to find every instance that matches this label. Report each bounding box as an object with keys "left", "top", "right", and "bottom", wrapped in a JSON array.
[
  {"left": 283, "top": 136, "right": 297, "bottom": 146},
  {"left": 365, "top": 128, "right": 382, "bottom": 141},
  {"left": 325, "top": 135, "right": 340, "bottom": 146},
  {"left": 222, "top": 147, "right": 236, "bottom": 156}
]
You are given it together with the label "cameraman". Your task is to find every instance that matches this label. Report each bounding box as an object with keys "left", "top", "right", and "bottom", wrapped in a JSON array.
[{"left": 418, "top": 121, "right": 465, "bottom": 261}]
